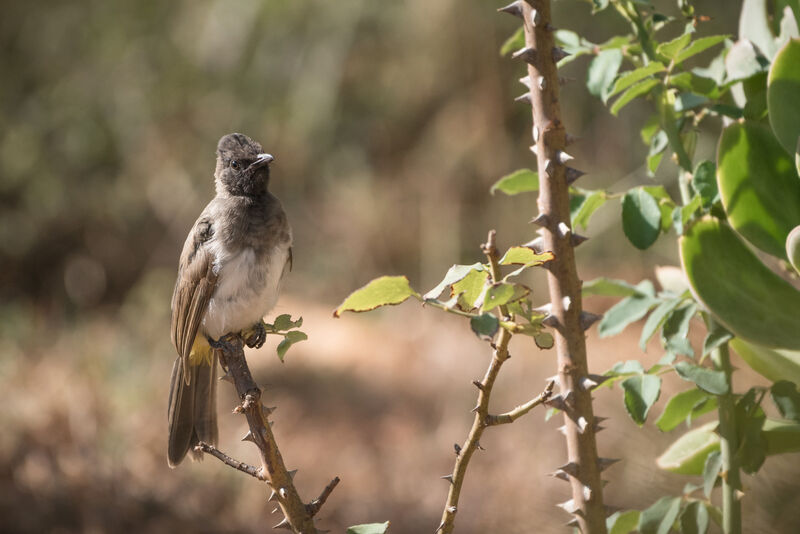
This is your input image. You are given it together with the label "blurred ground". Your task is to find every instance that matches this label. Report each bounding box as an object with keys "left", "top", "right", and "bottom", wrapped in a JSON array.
[{"left": 2, "top": 0, "right": 800, "bottom": 532}]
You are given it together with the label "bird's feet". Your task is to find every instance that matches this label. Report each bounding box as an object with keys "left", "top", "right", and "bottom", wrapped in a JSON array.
[
  {"left": 207, "top": 335, "right": 238, "bottom": 354},
  {"left": 243, "top": 320, "right": 267, "bottom": 349}
]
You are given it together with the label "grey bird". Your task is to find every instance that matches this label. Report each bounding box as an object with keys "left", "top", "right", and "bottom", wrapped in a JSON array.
[{"left": 167, "top": 132, "right": 292, "bottom": 467}]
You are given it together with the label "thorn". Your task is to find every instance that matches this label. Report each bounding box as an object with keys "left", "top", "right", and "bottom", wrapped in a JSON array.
[
  {"left": 512, "top": 46, "right": 538, "bottom": 65},
  {"left": 594, "top": 416, "right": 609, "bottom": 425},
  {"left": 514, "top": 93, "right": 532, "bottom": 105},
  {"left": 557, "top": 222, "right": 571, "bottom": 238},
  {"left": 472, "top": 380, "right": 485, "bottom": 390},
  {"left": 545, "top": 23, "right": 556, "bottom": 32},
  {"left": 549, "top": 469, "right": 569, "bottom": 481},
  {"left": 476, "top": 441, "right": 485, "bottom": 450},
  {"left": 262, "top": 405, "right": 277, "bottom": 415},
  {"left": 530, "top": 8, "right": 542, "bottom": 26},
  {"left": 538, "top": 76, "right": 547, "bottom": 90},
  {"left": 579, "top": 313, "right": 602, "bottom": 332},
  {"left": 532, "top": 125, "right": 540, "bottom": 143},
  {"left": 529, "top": 144, "right": 538, "bottom": 155},
  {"left": 565, "top": 517, "right": 580, "bottom": 528},
  {"left": 519, "top": 75, "right": 531, "bottom": 88},
  {"left": 470, "top": 404, "right": 481, "bottom": 413},
  {"left": 269, "top": 489, "right": 278, "bottom": 502},
  {"left": 557, "top": 424, "right": 567, "bottom": 436},
  {"left": 545, "top": 374, "right": 560, "bottom": 388},
  {"left": 544, "top": 158, "right": 554, "bottom": 176},
  {"left": 571, "top": 233, "right": 589, "bottom": 247},
  {"left": 578, "top": 372, "right": 609, "bottom": 390},
  {"left": 435, "top": 521, "right": 446, "bottom": 533},
  {"left": 287, "top": 469, "right": 298, "bottom": 479},
  {"left": 565, "top": 167, "right": 586, "bottom": 185},
  {"left": 557, "top": 151, "right": 574, "bottom": 164},
  {"left": 530, "top": 213, "right": 549, "bottom": 227},
  {"left": 241, "top": 430, "right": 257, "bottom": 443},
  {"left": 557, "top": 498, "right": 580, "bottom": 514},
  {"left": 219, "top": 372, "right": 234, "bottom": 384},
  {"left": 522, "top": 236, "right": 544, "bottom": 253},
  {"left": 552, "top": 47, "right": 570, "bottom": 62},
  {"left": 534, "top": 303, "right": 553, "bottom": 314},
  {"left": 542, "top": 314, "right": 559, "bottom": 328},
  {"left": 497, "top": 0, "right": 524, "bottom": 18},
  {"left": 454, "top": 443, "right": 462, "bottom": 456},
  {"left": 557, "top": 461, "right": 580, "bottom": 477},
  {"left": 272, "top": 507, "right": 280, "bottom": 514},
  {"left": 565, "top": 133, "right": 579, "bottom": 146},
  {"left": 441, "top": 474, "right": 454, "bottom": 484},
  {"left": 273, "top": 517, "right": 292, "bottom": 530},
  {"left": 598, "top": 458, "right": 621, "bottom": 472},
  {"left": 546, "top": 393, "right": 568, "bottom": 412}
]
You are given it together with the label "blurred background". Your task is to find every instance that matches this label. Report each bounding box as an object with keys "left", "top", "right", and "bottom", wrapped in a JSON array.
[{"left": 2, "top": 0, "right": 799, "bottom": 532}]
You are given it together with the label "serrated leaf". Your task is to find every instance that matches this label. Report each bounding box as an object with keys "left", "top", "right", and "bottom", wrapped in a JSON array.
[
  {"left": 771, "top": 380, "right": 800, "bottom": 421},
  {"left": 500, "top": 26, "right": 524, "bottom": 56},
  {"left": 490, "top": 168, "right": 539, "bottom": 196},
  {"left": 622, "top": 374, "right": 662, "bottom": 425},
  {"left": 611, "top": 78, "right": 660, "bottom": 115},
  {"left": 470, "top": 313, "right": 499, "bottom": 339},
  {"left": 622, "top": 188, "right": 662, "bottom": 250},
  {"left": 675, "top": 361, "right": 729, "bottom": 395},
  {"left": 588, "top": 49, "right": 624, "bottom": 102},
  {"left": 347, "top": 522, "right": 390, "bottom": 534},
  {"left": 675, "top": 35, "right": 729, "bottom": 64},
  {"left": 499, "top": 247, "right": 554, "bottom": 266},
  {"left": 335, "top": 276, "right": 419, "bottom": 317},
  {"left": 452, "top": 269, "right": 489, "bottom": 311},
  {"left": 639, "top": 496, "right": 682, "bottom": 534},
  {"left": 680, "top": 500, "right": 710, "bottom": 534},
  {"left": 609, "top": 63, "right": 666, "bottom": 99},
  {"left": 424, "top": 263, "right": 483, "bottom": 300},
  {"left": 703, "top": 450, "right": 722, "bottom": 497},
  {"left": 656, "top": 388, "right": 711, "bottom": 432},
  {"left": 572, "top": 190, "right": 608, "bottom": 229}
]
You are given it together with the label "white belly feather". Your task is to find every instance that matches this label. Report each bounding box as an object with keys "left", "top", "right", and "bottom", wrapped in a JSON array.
[{"left": 201, "top": 242, "right": 289, "bottom": 340}]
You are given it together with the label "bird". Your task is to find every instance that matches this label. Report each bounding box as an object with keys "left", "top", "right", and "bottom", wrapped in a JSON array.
[{"left": 167, "top": 132, "right": 292, "bottom": 467}]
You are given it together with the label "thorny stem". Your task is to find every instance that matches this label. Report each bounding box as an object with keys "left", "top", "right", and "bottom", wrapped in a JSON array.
[
  {"left": 520, "top": 1, "right": 609, "bottom": 531},
  {"left": 436, "top": 231, "right": 552, "bottom": 534},
  {"left": 201, "top": 335, "right": 338, "bottom": 533}
]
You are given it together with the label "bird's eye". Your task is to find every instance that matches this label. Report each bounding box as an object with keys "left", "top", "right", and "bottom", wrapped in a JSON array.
[{"left": 230, "top": 160, "right": 240, "bottom": 170}]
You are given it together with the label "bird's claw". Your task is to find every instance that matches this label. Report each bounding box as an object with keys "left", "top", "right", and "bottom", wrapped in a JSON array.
[
  {"left": 207, "top": 335, "right": 238, "bottom": 354},
  {"left": 244, "top": 320, "right": 267, "bottom": 349}
]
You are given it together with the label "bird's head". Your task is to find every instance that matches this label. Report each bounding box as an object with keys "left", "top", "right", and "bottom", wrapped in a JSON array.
[{"left": 214, "top": 133, "right": 274, "bottom": 198}]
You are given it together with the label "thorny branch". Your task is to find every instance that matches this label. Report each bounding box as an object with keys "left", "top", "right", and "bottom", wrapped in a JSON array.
[
  {"left": 436, "top": 231, "right": 553, "bottom": 534},
  {"left": 194, "top": 335, "right": 338, "bottom": 533}
]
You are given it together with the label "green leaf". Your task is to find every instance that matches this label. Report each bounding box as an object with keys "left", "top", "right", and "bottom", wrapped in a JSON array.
[
  {"left": 740, "top": 0, "right": 779, "bottom": 59},
  {"left": 661, "top": 303, "right": 697, "bottom": 357},
  {"left": 622, "top": 374, "right": 661, "bottom": 425},
  {"left": 534, "top": 331, "right": 554, "bottom": 349},
  {"left": 702, "top": 450, "right": 722, "bottom": 498},
  {"left": 598, "top": 282, "right": 658, "bottom": 337},
  {"left": 763, "top": 418, "right": 800, "bottom": 455},
  {"left": 608, "top": 62, "right": 665, "bottom": 99},
  {"left": 482, "top": 283, "right": 529, "bottom": 311},
  {"left": 730, "top": 338, "right": 800, "bottom": 384},
  {"left": 347, "top": 522, "right": 390, "bottom": 534},
  {"left": 675, "top": 361, "right": 729, "bottom": 394},
  {"left": 272, "top": 314, "right": 302, "bottom": 331},
  {"left": 591, "top": 0, "right": 610, "bottom": 12},
  {"left": 490, "top": 168, "right": 539, "bottom": 196},
  {"left": 701, "top": 323, "right": 733, "bottom": 357},
  {"left": 675, "top": 35, "right": 729, "bottom": 64},
  {"left": 657, "top": 421, "right": 721, "bottom": 475},
  {"left": 657, "top": 32, "right": 692, "bottom": 60},
  {"left": 334, "top": 276, "right": 419, "bottom": 317},
  {"left": 768, "top": 39, "right": 800, "bottom": 155},
  {"left": 611, "top": 360, "right": 646, "bottom": 375},
  {"left": 735, "top": 388, "right": 767, "bottom": 473},
  {"left": 452, "top": 269, "right": 489, "bottom": 311},
  {"left": 583, "top": 277, "right": 643, "bottom": 298},
  {"left": 691, "top": 160, "right": 718, "bottom": 207},
  {"left": 276, "top": 330, "right": 308, "bottom": 361},
  {"left": 680, "top": 501, "right": 710, "bottom": 534},
  {"left": 725, "top": 39, "right": 765, "bottom": 82},
  {"left": 470, "top": 313, "right": 499, "bottom": 339},
  {"left": 622, "top": 188, "right": 662, "bottom": 249},
  {"left": 656, "top": 388, "right": 712, "bottom": 432},
  {"left": 639, "top": 496, "right": 682, "bottom": 534},
  {"left": 588, "top": 49, "right": 624, "bottom": 102},
  {"left": 499, "top": 247, "right": 554, "bottom": 266},
  {"left": 788, "top": 225, "right": 800, "bottom": 274},
  {"left": 500, "top": 26, "right": 525, "bottom": 56},
  {"left": 639, "top": 298, "right": 682, "bottom": 351},
  {"left": 674, "top": 92, "right": 709, "bottom": 111},
  {"left": 607, "top": 510, "right": 641, "bottom": 534},
  {"left": 611, "top": 78, "right": 660, "bottom": 115},
  {"left": 771, "top": 380, "right": 800, "bottom": 421},
  {"left": 680, "top": 219, "right": 800, "bottom": 350},
  {"left": 572, "top": 190, "right": 608, "bottom": 230},
  {"left": 424, "top": 263, "right": 483, "bottom": 300}
]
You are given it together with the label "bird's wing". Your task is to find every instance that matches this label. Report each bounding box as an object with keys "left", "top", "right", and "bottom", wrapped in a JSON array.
[{"left": 171, "top": 217, "right": 218, "bottom": 384}]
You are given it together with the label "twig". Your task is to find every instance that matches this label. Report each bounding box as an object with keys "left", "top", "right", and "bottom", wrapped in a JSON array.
[
  {"left": 194, "top": 441, "right": 266, "bottom": 481},
  {"left": 486, "top": 380, "right": 555, "bottom": 426},
  {"left": 436, "top": 231, "right": 550, "bottom": 534},
  {"left": 307, "top": 477, "right": 341, "bottom": 517},
  {"left": 203, "top": 335, "right": 338, "bottom": 533}
]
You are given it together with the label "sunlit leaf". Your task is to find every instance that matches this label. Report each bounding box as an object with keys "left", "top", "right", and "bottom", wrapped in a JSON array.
[
  {"left": 622, "top": 374, "right": 661, "bottom": 425},
  {"left": 609, "top": 62, "right": 665, "bottom": 99},
  {"left": 611, "top": 78, "right": 660, "bottom": 115},
  {"left": 657, "top": 421, "right": 720, "bottom": 475},
  {"left": 679, "top": 500, "right": 710, "bottom": 534},
  {"left": 656, "top": 388, "right": 711, "bottom": 432},
  {"left": 675, "top": 361, "right": 728, "bottom": 395},
  {"left": 675, "top": 35, "right": 729, "bottom": 64},
  {"left": 490, "top": 169, "right": 539, "bottom": 196},
  {"left": 500, "top": 27, "right": 525, "bottom": 56},
  {"left": 499, "top": 246, "right": 554, "bottom": 266},
  {"left": 588, "top": 49, "right": 623, "bottom": 102},
  {"left": 607, "top": 510, "right": 640, "bottom": 534},
  {"left": 347, "top": 522, "right": 390, "bottom": 534},
  {"left": 639, "top": 496, "right": 682, "bottom": 534},
  {"left": 334, "top": 276, "right": 419, "bottom": 317},
  {"left": 424, "top": 263, "right": 483, "bottom": 300},
  {"left": 767, "top": 38, "right": 800, "bottom": 155}
]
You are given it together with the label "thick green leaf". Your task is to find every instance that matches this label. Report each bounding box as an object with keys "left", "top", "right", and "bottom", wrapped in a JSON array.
[
  {"left": 788, "top": 225, "right": 800, "bottom": 273},
  {"left": 609, "top": 62, "right": 665, "bottom": 99},
  {"left": 490, "top": 169, "right": 539, "bottom": 196},
  {"left": 639, "top": 496, "right": 682, "bottom": 534},
  {"left": 656, "top": 388, "right": 712, "bottom": 432},
  {"left": 622, "top": 188, "right": 662, "bottom": 249},
  {"left": 622, "top": 374, "right": 661, "bottom": 425},
  {"left": 335, "top": 276, "right": 419, "bottom": 317},
  {"left": 534, "top": 331, "right": 554, "bottom": 349},
  {"left": 657, "top": 421, "right": 721, "bottom": 475},
  {"left": 768, "top": 39, "right": 800, "bottom": 155},
  {"left": 611, "top": 78, "right": 660, "bottom": 115},
  {"left": 771, "top": 380, "right": 800, "bottom": 421},
  {"left": 702, "top": 450, "right": 722, "bottom": 498},
  {"left": 607, "top": 510, "right": 641, "bottom": 534},
  {"left": 499, "top": 247, "right": 554, "bottom": 266},
  {"left": 482, "top": 283, "right": 528, "bottom": 311},
  {"left": 588, "top": 49, "right": 624, "bottom": 102},
  {"left": 680, "top": 501, "right": 710, "bottom": 534},
  {"left": 347, "top": 522, "right": 390, "bottom": 534},
  {"left": 730, "top": 338, "right": 800, "bottom": 385},
  {"left": 424, "top": 263, "right": 483, "bottom": 301},
  {"left": 583, "top": 277, "right": 644, "bottom": 298},
  {"left": 639, "top": 298, "right": 682, "bottom": 351},
  {"left": 452, "top": 269, "right": 488, "bottom": 311},
  {"left": 691, "top": 160, "right": 718, "bottom": 207},
  {"left": 470, "top": 313, "right": 499, "bottom": 339},
  {"left": 572, "top": 190, "right": 608, "bottom": 230},
  {"left": 717, "top": 121, "right": 800, "bottom": 260},
  {"left": 763, "top": 418, "right": 800, "bottom": 455},
  {"left": 500, "top": 27, "right": 524, "bottom": 56},
  {"left": 675, "top": 361, "right": 728, "bottom": 395},
  {"left": 680, "top": 219, "right": 800, "bottom": 350},
  {"left": 598, "top": 282, "right": 658, "bottom": 337},
  {"left": 675, "top": 35, "right": 729, "bottom": 64},
  {"left": 276, "top": 330, "right": 308, "bottom": 361},
  {"left": 657, "top": 32, "right": 692, "bottom": 61}
]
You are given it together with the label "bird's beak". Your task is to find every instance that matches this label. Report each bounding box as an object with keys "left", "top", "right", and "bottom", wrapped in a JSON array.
[{"left": 250, "top": 153, "right": 274, "bottom": 169}]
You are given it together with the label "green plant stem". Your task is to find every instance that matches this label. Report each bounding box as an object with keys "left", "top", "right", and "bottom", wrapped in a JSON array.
[{"left": 708, "top": 319, "right": 742, "bottom": 534}]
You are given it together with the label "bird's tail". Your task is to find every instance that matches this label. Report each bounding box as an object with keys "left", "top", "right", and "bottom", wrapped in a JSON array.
[{"left": 167, "top": 338, "right": 218, "bottom": 468}]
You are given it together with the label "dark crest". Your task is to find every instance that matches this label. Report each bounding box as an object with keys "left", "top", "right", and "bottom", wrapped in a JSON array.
[{"left": 215, "top": 133, "right": 274, "bottom": 197}]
